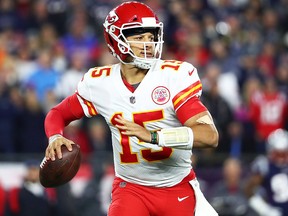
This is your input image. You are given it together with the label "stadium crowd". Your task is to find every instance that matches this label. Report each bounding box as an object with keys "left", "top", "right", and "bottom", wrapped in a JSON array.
[{"left": 0, "top": 0, "right": 287, "bottom": 215}]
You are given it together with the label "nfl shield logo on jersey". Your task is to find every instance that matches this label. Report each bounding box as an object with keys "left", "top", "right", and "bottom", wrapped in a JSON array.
[
  {"left": 130, "top": 96, "right": 136, "bottom": 104},
  {"left": 151, "top": 86, "right": 170, "bottom": 105}
]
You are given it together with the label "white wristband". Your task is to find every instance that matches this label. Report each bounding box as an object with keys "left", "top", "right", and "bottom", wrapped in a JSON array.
[
  {"left": 157, "top": 127, "right": 194, "bottom": 150},
  {"left": 48, "top": 134, "right": 63, "bottom": 144}
]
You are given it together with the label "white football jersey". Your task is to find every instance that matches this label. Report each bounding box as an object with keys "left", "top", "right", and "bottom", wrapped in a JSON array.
[{"left": 77, "top": 60, "right": 203, "bottom": 187}]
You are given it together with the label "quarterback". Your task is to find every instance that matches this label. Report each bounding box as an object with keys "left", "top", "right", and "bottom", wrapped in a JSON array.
[{"left": 44, "top": 1, "right": 219, "bottom": 215}]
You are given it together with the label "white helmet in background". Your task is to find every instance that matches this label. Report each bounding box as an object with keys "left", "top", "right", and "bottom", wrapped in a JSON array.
[{"left": 266, "top": 129, "right": 288, "bottom": 166}]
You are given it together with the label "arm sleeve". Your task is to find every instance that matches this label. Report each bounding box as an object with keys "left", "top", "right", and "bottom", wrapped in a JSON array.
[
  {"left": 45, "top": 93, "right": 85, "bottom": 137},
  {"left": 176, "top": 96, "right": 207, "bottom": 124}
]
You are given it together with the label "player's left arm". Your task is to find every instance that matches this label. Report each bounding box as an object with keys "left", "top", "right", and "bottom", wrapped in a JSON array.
[
  {"left": 151, "top": 96, "right": 218, "bottom": 150},
  {"left": 154, "top": 61, "right": 218, "bottom": 149},
  {"left": 183, "top": 110, "right": 218, "bottom": 148}
]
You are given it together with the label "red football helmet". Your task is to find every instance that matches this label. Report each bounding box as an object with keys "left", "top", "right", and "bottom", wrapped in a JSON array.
[{"left": 103, "top": 1, "right": 164, "bottom": 69}]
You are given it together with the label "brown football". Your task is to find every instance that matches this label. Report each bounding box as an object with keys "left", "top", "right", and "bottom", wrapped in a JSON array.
[{"left": 39, "top": 144, "right": 81, "bottom": 188}]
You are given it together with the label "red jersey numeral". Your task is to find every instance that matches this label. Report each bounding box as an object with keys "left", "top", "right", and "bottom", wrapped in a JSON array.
[
  {"left": 161, "top": 60, "right": 183, "bottom": 71},
  {"left": 91, "top": 67, "right": 111, "bottom": 78},
  {"left": 111, "top": 111, "right": 172, "bottom": 163}
]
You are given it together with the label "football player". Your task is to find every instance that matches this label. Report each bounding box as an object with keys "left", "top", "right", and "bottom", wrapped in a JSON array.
[
  {"left": 245, "top": 129, "right": 288, "bottom": 216},
  {"left": 44, "top": 1, "right": 219, "bottom": 215}
]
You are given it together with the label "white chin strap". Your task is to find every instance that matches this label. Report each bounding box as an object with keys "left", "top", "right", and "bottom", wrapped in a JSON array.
[
  {"left": 133, "top": 58, "right": 156, "bottom": 69},
  {"left": 118, "top": 56, "right": 157, "bottom": 69}
]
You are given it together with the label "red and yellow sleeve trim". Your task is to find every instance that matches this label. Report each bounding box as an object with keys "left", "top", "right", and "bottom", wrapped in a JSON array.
[
  {"left": 172, "top": 81, "right": 202, "bottom": 110},
  {"left": 76, "top": 93, "right": 98, "bottom": 117},
  {"left": 84, "top": 100, "right": 98, "bottom": 116}
]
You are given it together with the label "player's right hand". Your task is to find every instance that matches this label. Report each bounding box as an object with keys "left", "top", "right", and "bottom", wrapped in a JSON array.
[{"left": 45, "top": 134, "right": 74, "bottom": 161}]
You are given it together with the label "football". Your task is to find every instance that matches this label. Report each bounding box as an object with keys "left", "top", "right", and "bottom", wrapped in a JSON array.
[{"left": 39, "top": 144, "right": 81, "bottom": 188}]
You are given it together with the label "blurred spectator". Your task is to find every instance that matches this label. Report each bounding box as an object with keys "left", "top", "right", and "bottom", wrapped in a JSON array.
[
  {"left": 23, "top": 48, "right": 60, "bottom": 105},
  {"left": 29, "top": 0, "right": 51, "bottom": 32},
  {"left": 217, "top": 71, "right": 241, "bottom": 111},
  {"left": 16, "top": 88, "right": 47, "bottom": 153},
  {"left": 0, "top": 83, "right": 21, "bottom": 153},
  {"left": 61, "top": 8, "right": 100, "bottom": 68},
  {"left": 14, "top": 0, "right": 35, "bottom": 32},
  {"left": 0, "top": 0, "right": 18, "bottom": 32},
  {"left": 52, "top": 42, "right": 68, "bottom": 74},
  {"left": 99, "top": 162, "right": 114, "bottom": 216},
  {"left": 55, "top": 52, "right": 86, "bottom": 100},
  {"left": 244, "top": 129, "right": 288, "bottom": 216},
  {"left": 7, "top": 160, "right": 56, "bottom": 216},
  {"left": 38, "top": 23, "right": 58, "bottom": 50},
  {"left": 234, "top": 77, "right": 263, "bottom": 153},
  {"left": 261, "top": 8, "right": 281, "bottom": 44},
  {"left": 44, "top": 0, "right": 68, "bottom": 37},
  {"left": 238, "top": 53, "right": 264, "bottom": 91},
  {"left": 201, "top": 65, "right": 234, "bottom": 153},
  {"left": 87, "top": 116, "right": 112, "bottom": 153},
  {"left": 209, "top": 157, "right": 257, "bottom": 216},
  {"left": 248, "top": 77, "right": 288, "bottom": 153},
  {"left": 227, "top": 121, "right": 244, "bottom": 158},
  {"left": 207, "top": 0, "right": 239, "bottom": 20},
  {"left": 209, "top": 39, "right": 239, "bottom": 76},
  {"left": 63, "top": 120, "right": 92, "bottom": 157},
  {"left": 69, "top": 162, "right": 100, "bottom": 216},
  {"left": 96, "top": 44, "right": 118, "bottom": 66},
  {"left": 202, "top": 13, "right": 218, "bottom": 45},
  {"left": 275, "top": 63, "right": 288, "bottom": 97},
  {"left": 225, "top": 14, "right": 244, "bottom": 59},
  {"left": 14, "top": 44, "right": 37, "bottom": 84},
  {"left": 257, "top": 42, "right": 277, "bottom": 77},
  {"left": 53, "top": 184, "right": 77, "bottom": 216},
  {"left": 70, "top": 162, "right": 94, "bottom": 200}
]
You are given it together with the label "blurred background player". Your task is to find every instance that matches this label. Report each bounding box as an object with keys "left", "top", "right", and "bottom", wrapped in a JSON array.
[
  {"left": 44, "top": 1, "right": 219, "bottom": 216},
  {"left": 209, "top": 157, "right": 257, "bottom": 216},
  {"left": 245, "top": 129, "right": 288, "bottom": 216},
  {"left": 248, "top": 77, "right": 287, "bottom": 153}
]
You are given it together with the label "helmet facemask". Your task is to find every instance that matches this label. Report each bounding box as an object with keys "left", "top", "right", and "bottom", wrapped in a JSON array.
[
  {"left": 121, "top": 24, "right": 163, "bottom": 69},
  {"left": 105, "top": 18, "right": 164, "bottom": 69}
]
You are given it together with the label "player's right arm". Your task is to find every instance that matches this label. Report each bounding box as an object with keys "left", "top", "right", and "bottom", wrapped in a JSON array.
[{"left": 44, "top": 93, "right": 85, "bottom": 160}]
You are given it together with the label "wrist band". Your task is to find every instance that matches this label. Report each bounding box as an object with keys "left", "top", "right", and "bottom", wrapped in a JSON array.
[
  {"left": 150, "top": 131, "right": 158, "bottom": 144},
  {"left": 157, "top": 127, "right": 194, "bottom": 150},
  {"left": 49, "top": 134, "right": 63, "bottom": 144}
]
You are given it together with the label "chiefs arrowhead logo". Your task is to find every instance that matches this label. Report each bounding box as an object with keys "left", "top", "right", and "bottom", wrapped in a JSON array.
[
  {"left": 104, "top": 10, "right": 119, "bottom": 28},
  {"left": 108, "top": 15, "right": 117, "bottom": 23}
]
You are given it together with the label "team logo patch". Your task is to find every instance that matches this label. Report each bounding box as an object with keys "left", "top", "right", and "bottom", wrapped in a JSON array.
[{"left": 151, "top": 86, "right": 170, "bottom": 105}]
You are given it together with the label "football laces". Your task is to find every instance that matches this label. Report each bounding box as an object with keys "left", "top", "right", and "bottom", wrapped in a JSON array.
[{"left": 40, "top": 157, "right": 47, "bottom": 169}]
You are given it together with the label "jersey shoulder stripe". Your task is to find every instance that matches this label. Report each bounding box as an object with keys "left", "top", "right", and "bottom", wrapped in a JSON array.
[{"left": 172, "top": 80, "right": 202, "bottom": 110}]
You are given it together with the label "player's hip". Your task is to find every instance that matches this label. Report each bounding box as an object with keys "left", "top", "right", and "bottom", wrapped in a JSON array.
[{"left": 109, "top": 170, "right": 197, "bottom": 216}]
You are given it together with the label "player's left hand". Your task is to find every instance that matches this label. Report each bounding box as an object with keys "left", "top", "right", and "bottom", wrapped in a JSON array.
[{"left": 114, "top": 115, "right": 151, "bottom": 143}]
